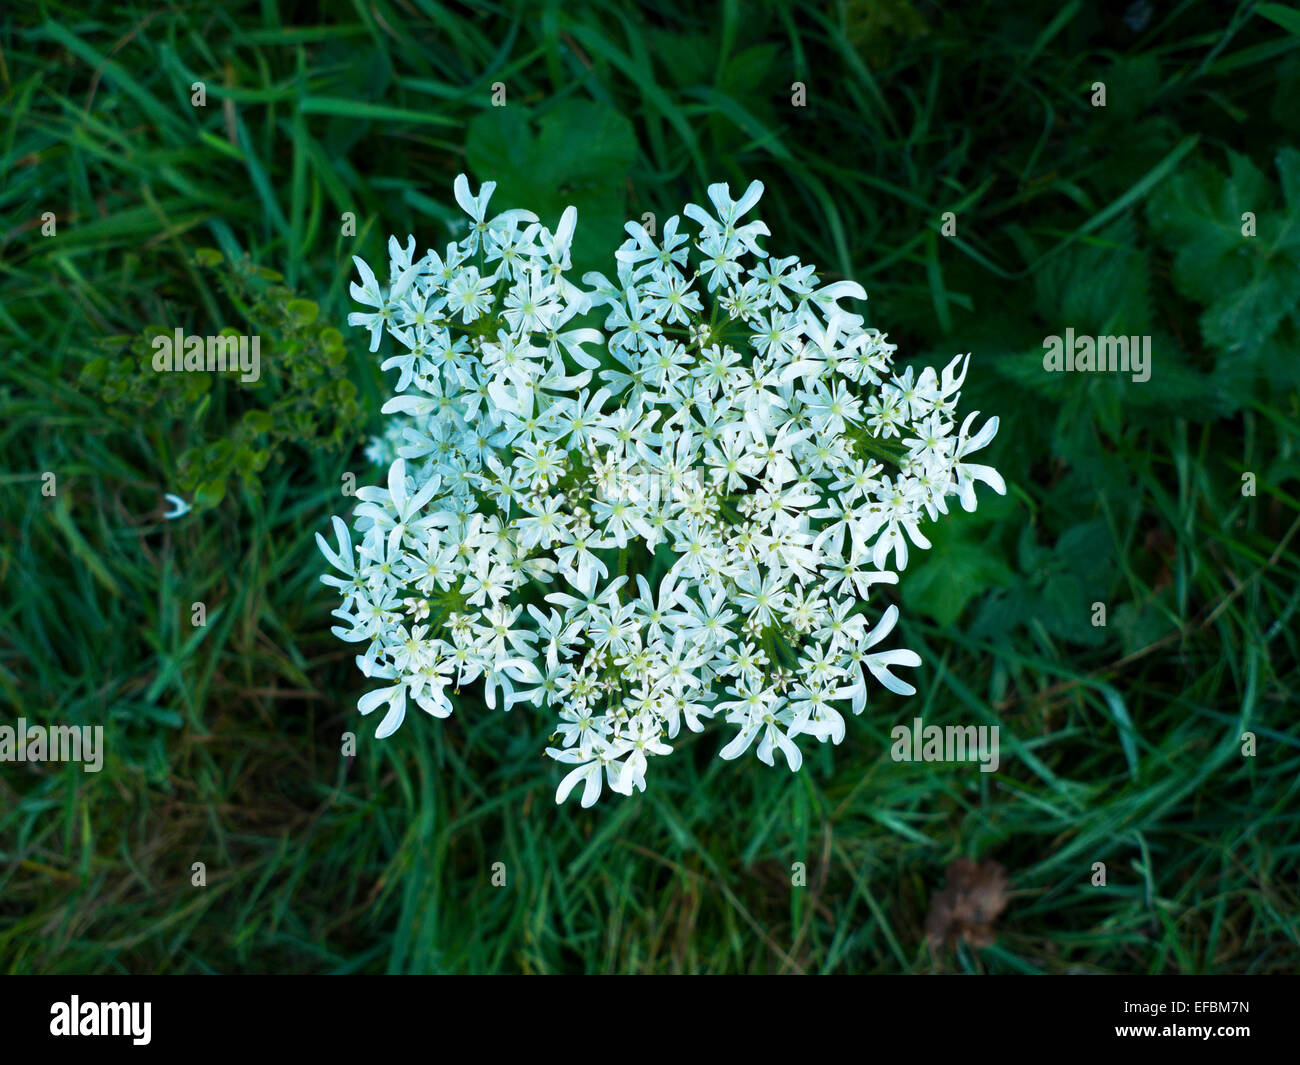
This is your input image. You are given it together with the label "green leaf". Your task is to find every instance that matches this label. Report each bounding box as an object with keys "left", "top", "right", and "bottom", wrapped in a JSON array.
[
  {"left": 1094, "top": 682, "right": 1141, "bottom": 781},
  {"left": 466, "top": 99, "right": 637, "bottom": 274},
  {"left": 1274, "top": 146, "right": 1300, "bottom": 210},
  {"left": 286, "top": 298, "right": 319, "bottom": 326},
  {"left": 1034, "top": 216, "right": 1152, "bottom": 334},
  {"left": 194, "top": 479, "right": 226, "bottom": 508},
  {"left": 243, "top": 410, "right": 273, "bottom": 434},
  {"left": 1147, "top": 161, "right": 1249, "bottom": 303},
  {"left": 1148, "top": 147, "right": 1300, "bottom": 371},
  {"left": 1257, "top": 2, "right": 1300, "bottom": 36},
  {"left": 901, "top": 504, "right": 1015, "bottom": 628},
  {"left": 1200, "top": 272, "right": 1294, "bottom": 353}
]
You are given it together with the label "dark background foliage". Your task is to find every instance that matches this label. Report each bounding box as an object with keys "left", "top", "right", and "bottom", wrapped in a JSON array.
[{"left": 1, "top": 0, "right": 1297, "bottom": 973}]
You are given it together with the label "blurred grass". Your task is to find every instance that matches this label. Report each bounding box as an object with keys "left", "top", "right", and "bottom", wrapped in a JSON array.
[{"left": 1, "top": 0, "right": 1298, "bottom": 973}]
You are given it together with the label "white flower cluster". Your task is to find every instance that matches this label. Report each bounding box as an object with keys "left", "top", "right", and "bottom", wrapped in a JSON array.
[{"left": 320, "top": 174, "right": 1004, "bottom": 806}]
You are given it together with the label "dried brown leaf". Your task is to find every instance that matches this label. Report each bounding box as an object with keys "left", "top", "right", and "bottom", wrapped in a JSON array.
[{"left": 925, "top": 857, "right": 1009, "bottom": 949}]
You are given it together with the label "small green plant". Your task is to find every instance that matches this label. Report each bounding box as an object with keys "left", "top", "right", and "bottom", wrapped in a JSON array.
[
  {"left": 81, "top": 250, "right": 364, "bottom": 509},
  {"left": 1146, "top": 146, "right": 1300, "bottom": 403}
]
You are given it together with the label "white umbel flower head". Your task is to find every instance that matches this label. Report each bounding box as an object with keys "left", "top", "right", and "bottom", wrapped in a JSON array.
[{"left": 321, "top": 175, "right": 1005, "bottom": 807}]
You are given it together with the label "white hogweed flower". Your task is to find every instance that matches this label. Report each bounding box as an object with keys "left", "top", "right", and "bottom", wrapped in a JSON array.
[{"left": 320, "top": 175, "right": 1005, "bottom": 807}]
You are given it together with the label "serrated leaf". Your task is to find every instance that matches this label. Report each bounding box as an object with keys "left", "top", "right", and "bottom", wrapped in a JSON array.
[
  {"left": 1275, "top": 147, "right": 1300, "bottom": 211},
  {"left": 1034, "top": 217, "right": 1152, "bottom": 334},
  {"left": 1149, "top": 147, "right": 1300, "bottom": 373},
  {"left": 1200, "top": 271, "right": 1295, "bottom": 353},
  {"left": 901, "top": 506, "right": 1015, "bottom": 628}
]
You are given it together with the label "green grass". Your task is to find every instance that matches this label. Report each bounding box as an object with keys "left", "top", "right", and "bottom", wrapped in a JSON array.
[{"left": 1, "top": 0, "right": 1298, "bottom": 973}]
